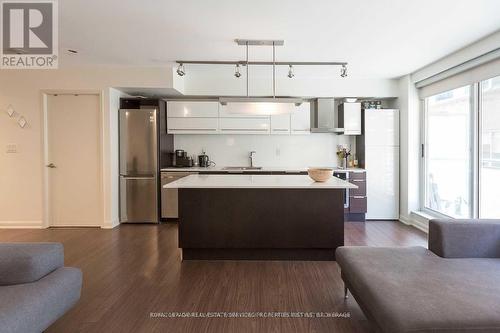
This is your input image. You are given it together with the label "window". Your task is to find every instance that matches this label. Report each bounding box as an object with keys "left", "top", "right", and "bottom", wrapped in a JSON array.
[
  {"left": 424, "top": 86, "right": 473, "bottom": 218},
  {"left": 480, "top": 76, "right": 500, "bottom": 218},
  {"left": 423, "top": 75, "right": 500, "bottom": 219}
]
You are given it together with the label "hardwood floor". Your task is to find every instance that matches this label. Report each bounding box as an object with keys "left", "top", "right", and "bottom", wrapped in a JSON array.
[{"left": 0, "top": 221, "right": 426, "bottom": 333}]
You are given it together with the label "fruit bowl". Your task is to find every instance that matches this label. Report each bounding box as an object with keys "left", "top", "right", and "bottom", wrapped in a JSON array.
[{"left": 307, "top": 168, "right": 333, "bottom": 182}]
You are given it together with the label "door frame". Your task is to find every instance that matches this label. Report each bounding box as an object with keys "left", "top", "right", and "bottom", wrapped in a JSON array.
[{"left": 41, "top": 90, "right": 105, "bottom": 228}]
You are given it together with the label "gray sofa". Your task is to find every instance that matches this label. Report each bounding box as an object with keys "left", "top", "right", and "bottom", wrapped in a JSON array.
[
  {"left": 336, "top": 219, "right": 500, "bottom": 333},
  {"left": 0, "top": 243, "right": 82, "bottom": 333}
]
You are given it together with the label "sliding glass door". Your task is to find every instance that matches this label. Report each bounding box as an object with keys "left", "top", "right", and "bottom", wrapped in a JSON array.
[
  {"left": 424, "top": 86, "right": 473, "bottom": 218},
  {"left": 423, "top": 75, "right": 500, "bottom": 219},
  {"left": 480, "top": 76, "right": 500, "bottom": 218}
]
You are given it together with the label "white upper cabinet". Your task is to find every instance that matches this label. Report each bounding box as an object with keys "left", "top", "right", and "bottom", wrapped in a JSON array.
[
  {"left": 167, "top": 118, "right": 219, "bottom": 134},
  {"left": 219, "top": 118, "right": 270, "bottom": 134},
  {"left": 219, "top": 104, "right": 270, "bottom": 118},
  {"left": 291, "top": 102, "right": 311, "bottom": 134},
  {"left": 271, "top": 114, "right": 291, "bottom": 135},
  {"left": 167, "top": 101, "right": 219, "bottom": 134},
  {"left": 167, "top": 101, "right": 219, "bottom": 118},
  {"left": 165, "top": 100, "right": 314, "bottom": 135},
  {"left": 339, "top": 102, "right": 361, "bottom": 135}
]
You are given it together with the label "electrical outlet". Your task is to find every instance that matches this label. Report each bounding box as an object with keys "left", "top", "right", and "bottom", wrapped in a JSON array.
[{"left": 6, "top": 144, "right": 17, "bottom": 153}]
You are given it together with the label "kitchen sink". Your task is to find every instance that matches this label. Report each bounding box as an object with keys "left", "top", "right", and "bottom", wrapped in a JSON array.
[{"left": 223, "top": 166, "right": 263, "bottom": 171}]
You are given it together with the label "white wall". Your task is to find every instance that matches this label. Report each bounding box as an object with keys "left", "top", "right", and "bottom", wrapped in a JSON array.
[
  {"left": 174, "top": 134, "right": 354, "bottom": 168},
  {"left": 412, "top": 30, "right": 500, "bottom": 83},
  {"left": 397, "top": 75, "right": 421, "bottom": 228},
  {"left": 0, "top": 67, "right": 178, "bottom": 228},
  {"left": 183, "top": 65, "right": 399, "bottom": 97},
  {"left": 102, "top": 88, "right": 128, "bottom": 228}
]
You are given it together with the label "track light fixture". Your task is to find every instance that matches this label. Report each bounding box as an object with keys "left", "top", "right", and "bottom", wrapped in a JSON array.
[
  {"left": 234, "top": 64, "right": 242, "bottom": 78},
  {"left": 287, "top": 64, "right": 294, "bottom": 78},
  {"left": 176, "top": 63, "right": 186, "bottom": 76},
  {"left": 340, "top": 64, "right": 347, "bottom": 78},
  {"left": 175, "top": 40, "right": 349, "bottom": 81}
]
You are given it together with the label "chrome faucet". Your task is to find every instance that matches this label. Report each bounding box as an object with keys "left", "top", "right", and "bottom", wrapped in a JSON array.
[{"left": 249, "top": 151, "right": 256, "bottom": 167}]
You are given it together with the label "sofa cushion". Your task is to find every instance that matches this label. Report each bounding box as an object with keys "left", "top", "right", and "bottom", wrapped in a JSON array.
[
  {"left": 0, "top": 243, "right": 64, "bottom": 285},
  {"left": 336, "top": 246, "right": 500, "bottom": 333},
  {"left": 0, "top": 267, "right": 82, "bottom": 333}
]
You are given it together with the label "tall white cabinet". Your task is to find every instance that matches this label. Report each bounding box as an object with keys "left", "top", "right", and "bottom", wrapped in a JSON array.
[{"left": 358, "top": 109, "right": 399, "bottom": 220}]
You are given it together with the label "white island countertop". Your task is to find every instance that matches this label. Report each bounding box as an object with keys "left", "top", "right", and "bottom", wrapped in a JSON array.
[
  {"left": 163, "top": 174, "right": 358, "bottom": 189},
  {"left": 160, "top": 166, "right": 366, "bottom": 173}
]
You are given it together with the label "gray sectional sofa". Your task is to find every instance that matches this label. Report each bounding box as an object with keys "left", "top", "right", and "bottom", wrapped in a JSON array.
[
  {"left": 0, "top": 243, "right": 82, "bottom": 333},
  {"left": 336, "top": 219, "right": 500, "bottom": 333}
]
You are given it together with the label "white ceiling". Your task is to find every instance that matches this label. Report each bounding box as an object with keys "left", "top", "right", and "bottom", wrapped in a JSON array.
[{"left": 59, "top": 0, "right": 500, "bottom": 78}]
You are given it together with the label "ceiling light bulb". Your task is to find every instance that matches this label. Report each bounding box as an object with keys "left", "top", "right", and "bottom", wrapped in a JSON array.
[
  {"left": 340, "top": 64, "right": 347, "bottom": 78},
  {"left": 287, "top": 65, "right": 294, "bottom": 78},
  {"left": 234, "top": 64, "right": 242, "bottom": 78},
  {"left": 176, "top": 63, "right": 186, "bottom": 76}
]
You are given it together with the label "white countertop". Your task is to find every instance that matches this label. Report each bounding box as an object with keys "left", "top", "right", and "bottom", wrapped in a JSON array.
[
  {"left": 163, "top": 174, "right": 358, "bottom": 189},
  {"left": 160, "top": 166, "right": 365, "bottom": 173}
]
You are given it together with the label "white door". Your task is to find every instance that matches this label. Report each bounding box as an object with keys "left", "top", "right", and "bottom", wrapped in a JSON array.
[{"left": 46, "top": 94, "right": 102, "bottom": 226}]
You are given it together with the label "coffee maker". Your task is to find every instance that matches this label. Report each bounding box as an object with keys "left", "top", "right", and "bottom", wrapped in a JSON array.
[{"left": 170, "top": 149, "right": 194, "bottom": 167}]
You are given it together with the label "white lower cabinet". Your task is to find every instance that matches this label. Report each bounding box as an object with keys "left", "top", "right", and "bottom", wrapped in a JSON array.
[
  {"left": 271, "top": 114, "right": 291, "bottom": 135},
  {"left": 219, "top": 117, "right": 270, "bottom": 134},
  {"left": 167, "top": 118, "right": 218, "bottom": 134}
]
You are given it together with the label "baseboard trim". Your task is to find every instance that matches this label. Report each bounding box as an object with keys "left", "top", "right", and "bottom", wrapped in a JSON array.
[
  {"left": 101, "top": 220, "right": 120, "bottom": 229},
  {"left": 399, "top": 214, "right": 429, "bottom": 233},
  {"left": 0, "top": 221, "right": 45, "bottom": 229}
]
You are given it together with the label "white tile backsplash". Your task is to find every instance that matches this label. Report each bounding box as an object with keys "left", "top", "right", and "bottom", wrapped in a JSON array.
[{"left": 174, "top": 134, "right": 355, "bottom": 168}]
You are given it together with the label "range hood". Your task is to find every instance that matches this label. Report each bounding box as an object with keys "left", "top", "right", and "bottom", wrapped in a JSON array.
[
  {"left": 219, "top": 97, "right": 303, "bottom": 115},
  {"left": 311, "top": 98, "right": 344, "bottom": 133}
]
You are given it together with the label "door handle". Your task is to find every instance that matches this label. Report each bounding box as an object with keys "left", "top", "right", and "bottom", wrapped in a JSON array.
[{"left": 46, "top": 163, "right": 56, "bottom": 168}]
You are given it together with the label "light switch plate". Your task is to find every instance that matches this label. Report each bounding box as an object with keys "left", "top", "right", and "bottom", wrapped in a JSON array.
[{"left": 6, "top": 144, "right": 17, "bottom": 153}]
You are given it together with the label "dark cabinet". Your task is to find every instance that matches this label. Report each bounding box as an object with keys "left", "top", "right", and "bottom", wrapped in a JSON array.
[
  {"left": 349, "top": 196, "right": 367, "bottom": 213},
  {"left": 348, "top": 171, "right": 367, "bottom": 221}
]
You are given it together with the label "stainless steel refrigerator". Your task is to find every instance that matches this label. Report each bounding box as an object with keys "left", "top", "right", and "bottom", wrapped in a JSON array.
[{"left": 119, "top": 108, "right": 158, "bottom": 223}]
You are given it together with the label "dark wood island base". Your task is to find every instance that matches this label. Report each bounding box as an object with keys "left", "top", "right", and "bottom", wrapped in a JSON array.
[{"left": 178, "top": 188, "right": 345, "bottom": 260}]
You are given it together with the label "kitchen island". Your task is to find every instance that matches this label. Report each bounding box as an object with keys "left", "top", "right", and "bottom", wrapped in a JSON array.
[{"left": 164, "top": 174, "right": 357, "bottom": 261}]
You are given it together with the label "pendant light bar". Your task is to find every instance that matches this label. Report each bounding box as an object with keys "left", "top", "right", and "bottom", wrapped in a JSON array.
[
  {"left": 235, "top": 39, "right": 284, "bottom": 46},
  {"left": 175, "top": 60, "right": 347, "bottom": 66}
]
